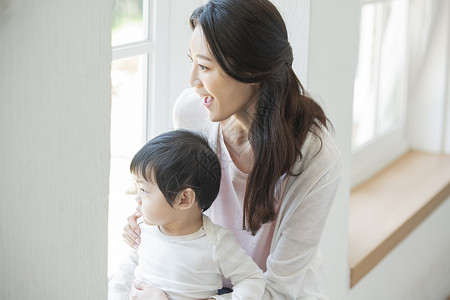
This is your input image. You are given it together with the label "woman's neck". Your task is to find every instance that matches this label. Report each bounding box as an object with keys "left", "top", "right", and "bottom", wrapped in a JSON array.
[{"left": 221, "top": 115, "right": 255, "bottom": 174}]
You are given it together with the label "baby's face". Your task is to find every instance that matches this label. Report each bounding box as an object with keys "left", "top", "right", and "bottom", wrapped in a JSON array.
[{"left": 133, "top": 174, "right": 176, "bottom": 226}]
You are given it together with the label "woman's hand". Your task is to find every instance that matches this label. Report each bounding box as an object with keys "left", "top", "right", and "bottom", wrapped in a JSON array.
[
  {"left": 129, "top": 280, "right": 169, "bottom": 300},
  {"left": 123, "top": 198, "right": 142, "bottom": 248}
]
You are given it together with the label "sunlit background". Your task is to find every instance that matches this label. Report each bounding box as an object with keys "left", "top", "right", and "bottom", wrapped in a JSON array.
[
  {"left": 352, "top": 0, "right": 408, "bottom": 150},
  {"left": 109, "top": 0, "right": 147, "bottom": 277}
]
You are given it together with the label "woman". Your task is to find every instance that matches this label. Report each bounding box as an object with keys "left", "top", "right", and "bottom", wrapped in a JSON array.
[{"left": 124, "top": 0, "right": 342, "bottom": 299}]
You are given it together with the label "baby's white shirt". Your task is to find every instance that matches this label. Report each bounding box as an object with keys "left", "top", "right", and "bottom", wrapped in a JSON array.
[{"left": 108, "top": 215, "right": 265, "bottom": 300}]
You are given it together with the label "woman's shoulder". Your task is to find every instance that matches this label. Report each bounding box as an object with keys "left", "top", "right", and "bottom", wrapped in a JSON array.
[
  {"left": 295, "top": 125, "right": 343, "bottom": 178},
  {"left": 278, "top": 126, "right": 343, "bottom": 221},
  {"left": 173, "top": 88, "right": 212, "bottom": 134}
]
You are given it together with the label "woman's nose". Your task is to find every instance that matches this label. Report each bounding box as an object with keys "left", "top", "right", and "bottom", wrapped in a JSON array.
[{"left": 188, "top": 65, "right": 202, "bottom": 88}]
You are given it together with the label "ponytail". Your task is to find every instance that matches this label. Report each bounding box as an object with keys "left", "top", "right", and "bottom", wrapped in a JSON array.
[{"left": 244, "top": 64, "right": 328, "bottom": 234}]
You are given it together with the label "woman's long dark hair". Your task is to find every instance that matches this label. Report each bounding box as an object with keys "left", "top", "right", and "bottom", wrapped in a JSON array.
[{"left": 190, "top": 0, "right": 329, "bottom": 235}]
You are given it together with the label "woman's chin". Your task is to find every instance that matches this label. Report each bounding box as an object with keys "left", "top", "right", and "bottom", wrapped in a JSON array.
[
  {"left": 206, "top": 110, "right": 220, "bottom": 123},
  {"left": 206, "top": 109, "right": 231, "bottom": 123}
]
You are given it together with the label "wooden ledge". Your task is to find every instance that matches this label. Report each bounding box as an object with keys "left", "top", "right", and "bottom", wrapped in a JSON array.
[{"left": 348, "top": 150, "right": 450, "bottom": 287}]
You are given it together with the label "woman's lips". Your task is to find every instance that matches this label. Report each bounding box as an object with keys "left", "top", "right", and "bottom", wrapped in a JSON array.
[{"left": 203, "top": 96, "right": 214, "bottom": 108}]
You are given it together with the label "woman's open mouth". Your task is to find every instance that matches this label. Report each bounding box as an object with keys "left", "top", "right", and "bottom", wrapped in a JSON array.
[{"left": 203, "top": 96, "right": 214, "bottom": 108}]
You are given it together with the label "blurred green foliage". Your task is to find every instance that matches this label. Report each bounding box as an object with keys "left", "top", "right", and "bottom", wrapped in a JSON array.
[{"left": 112, "top": 0, "right": 144, "bottom": 31}]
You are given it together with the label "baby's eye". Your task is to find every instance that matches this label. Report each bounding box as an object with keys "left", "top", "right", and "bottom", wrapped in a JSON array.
[{"left": 139, "top": 188, "right": 148, "bottom": 194}]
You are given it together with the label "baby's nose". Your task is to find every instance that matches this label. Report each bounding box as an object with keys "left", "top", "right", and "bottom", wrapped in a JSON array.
[{"left": 135, "top": 196, "right": 142, "bottom": 204}]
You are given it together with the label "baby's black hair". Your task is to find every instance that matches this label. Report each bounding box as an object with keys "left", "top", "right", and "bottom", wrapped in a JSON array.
[{"left": 130, "top": 129, "right": 221, "bottom": 212}]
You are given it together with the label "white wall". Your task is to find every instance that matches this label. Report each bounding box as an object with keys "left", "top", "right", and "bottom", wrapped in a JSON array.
[
  {"left": 307, "top": 0, "right": 359, "bottom": 298},
  {"left": 0, "top": 0, "right": 111, "bottom": 299}
]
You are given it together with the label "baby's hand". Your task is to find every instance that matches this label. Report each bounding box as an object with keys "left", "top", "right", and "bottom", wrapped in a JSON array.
[{"left": 129, "top": 280, "right": 168, "bottom": 300}]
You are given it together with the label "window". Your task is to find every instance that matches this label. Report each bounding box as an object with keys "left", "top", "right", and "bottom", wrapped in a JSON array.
[
  {"left": 351, "top": 0, "right": 410, "bottom": 187},
  {"left": 108, "top": 0, "right": 170, "bottom": 277}
]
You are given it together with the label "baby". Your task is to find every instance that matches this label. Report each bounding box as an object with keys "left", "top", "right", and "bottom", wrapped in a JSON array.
[{"left": 108, "top": 129, "right": 265, "bottom": 300}]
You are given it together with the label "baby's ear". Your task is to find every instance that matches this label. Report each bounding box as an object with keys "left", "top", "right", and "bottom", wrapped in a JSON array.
[{"left": 174, "top": 188, "right": 196, "bottom": 210}]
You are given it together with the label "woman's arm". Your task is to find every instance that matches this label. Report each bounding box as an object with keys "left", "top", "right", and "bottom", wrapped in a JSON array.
[
  {"left": 129, "top": 280, "right": 169, "bottom": 300},
  {"left": 212, "top": 228, "right": 266, "bottom": 300},
  {"left": 262, "top": 174, "right": 342, "bottom": 299},
  {"left": 257, "top": 128, "right": 342, "bottom": 299}
]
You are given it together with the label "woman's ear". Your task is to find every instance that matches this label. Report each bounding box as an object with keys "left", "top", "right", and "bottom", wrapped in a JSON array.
[{"left": 174, "top": 188, "right": 196, "bottom": 210}]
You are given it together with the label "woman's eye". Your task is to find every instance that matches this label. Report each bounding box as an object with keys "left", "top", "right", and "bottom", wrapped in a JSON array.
[
  {"left": 140, "top": 188, "right": 147, "bottom": 194},
  {"left": 187, "top": 53, "right": 193, "bottom": 62},
  {"left": 198, "top": 64, "right": 208, "bottom": 70}
]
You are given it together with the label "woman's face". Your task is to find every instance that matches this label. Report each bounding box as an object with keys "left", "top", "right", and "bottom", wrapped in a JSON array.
[{"left": 188, "top": 25, "right": 259, "bottom": 122}]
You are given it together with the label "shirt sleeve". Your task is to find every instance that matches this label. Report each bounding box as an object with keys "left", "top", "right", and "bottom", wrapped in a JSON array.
[
  {"left": 212, "top": 228, "right": 266, "bottom": 300},
  {"left": 263, "top": 177, "right": 341, "bottom": 299},
  {"left": 108, "top": 249, "right": 139, "bottom": 300},
  {"left": 262, "top": 136, "right": 343, "bottom": 299},
  {"left": 173, "top": 87, "right": 210, "bottom": 133}
]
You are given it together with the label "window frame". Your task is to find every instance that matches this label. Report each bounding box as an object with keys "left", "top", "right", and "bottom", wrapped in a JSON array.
[
  {"left": 111, "top": 0, "right": 171, "bottom": 142},
  {"left": 109, "top": 0, "right": 171, "bottom": 278},
  {"left": 351, "top": 0, "right": 412, "bottom": 188}
]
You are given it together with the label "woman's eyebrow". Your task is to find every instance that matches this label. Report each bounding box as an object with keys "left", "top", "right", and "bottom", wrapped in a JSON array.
[{"left": 195, "top": 54, "right": 214, "bottom": 62}]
